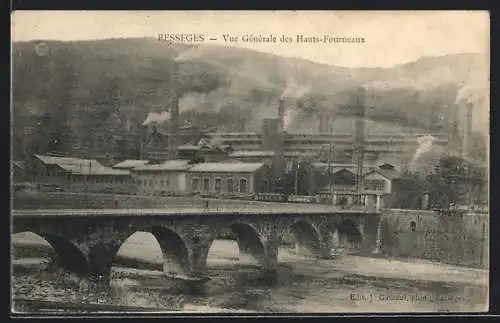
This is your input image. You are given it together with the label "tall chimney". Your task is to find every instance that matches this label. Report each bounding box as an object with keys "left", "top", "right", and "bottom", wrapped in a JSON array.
[
  {"left": 296, "top": 99, "right": 303, "bottom": 112},
  {"left": 168, "top": 62, "right": 180, "bottom": 160},
  {"left": 461, "top": 102, "right": 473, "bottom": 158},
  {"left": 354, "top": 87, "right": 366, "bottom": 204},
  {"left": 261, "top": 118, "right": 285, "bottom": 180},
  {"left": 278, "top": 99, "right": 285, "bottom": 131}
]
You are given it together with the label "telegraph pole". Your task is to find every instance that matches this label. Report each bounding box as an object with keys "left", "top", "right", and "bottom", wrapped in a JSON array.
[
  {"left": 294, "top": 158, "right": 299, "bottom": 196},
  {"left": 354, "top": 87, "right": 366, "bottom": 205},
  {"left": 327, "top": 115, "right": 335, "bottom": 204}
]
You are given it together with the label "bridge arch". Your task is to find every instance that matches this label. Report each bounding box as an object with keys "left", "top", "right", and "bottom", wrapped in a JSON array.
[
  {"left": 110, "top": 227, "right": 191, "bottom": 278},
  {"left": 337, "top": 219, "right": 362, "bottom": 248},
  {"left": 151, "top": 226, "right": 190, "bottom": 277},
  {"left": 12, "top": 231, "right": 89, "bottom": 274},
  {"left": 289, "top": 219, "right": 323, "bottom": 257},
  {"left": 227, "top": 221, "right": 266, "bottom": 266}
]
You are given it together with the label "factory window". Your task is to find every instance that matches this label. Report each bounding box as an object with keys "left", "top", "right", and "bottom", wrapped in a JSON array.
[
  {"left": 192, "top": 178, "right": 199, "bottom": 192},
  {"left": 227, "top": 178, "right": 234, "bottom": 193},
  {"left": 214, "top": 178, "right": 221, "bottom": 193},
  {"left": 410, "top": 221, "right": 417, "bottom": 232},
  {"left": 239, "top": 178, "right": 247, "bottom": 194},
  {"left": 203, "top": 178, "right": 210, "bottom": 192}
]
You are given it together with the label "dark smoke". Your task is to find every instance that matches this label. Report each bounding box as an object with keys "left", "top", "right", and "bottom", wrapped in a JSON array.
[{"left": 178, "top": 72, "right": 229, "bottom": 98}]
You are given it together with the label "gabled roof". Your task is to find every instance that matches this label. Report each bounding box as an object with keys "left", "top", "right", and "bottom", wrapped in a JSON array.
[
  {"left": 374, "top": 157, "right": 403, "bottom": 169},
  {"left": 133, "top": 159, "right": 193, "bottom": 172},
  {"left": 34, "top": 154, "right": 103, "bottom": 167},
  {"left": 34, "top": 154, "right": 129, "bottom": 176},
  {"left": 112, "top": 160, "right": 150, "bottom": 169},
  {"left": 58, "top": 164, "right": 130, "bottom": 176},
  {"left": 364, "top": 168, "right": 401, "bottom": 180},
  {"left": 312, "top": 163, "right": 374, "bottom": 175},
  {"left": 188, "top": 162, "right": 266, "bottom": 173},
  {"left": 13, "top": 161, "right": 25, "bottom": 170}
]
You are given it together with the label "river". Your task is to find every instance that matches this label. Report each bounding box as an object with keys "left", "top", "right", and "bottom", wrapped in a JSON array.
[{"left": 11, "top": 232, "right": 488, "bottom": 314}]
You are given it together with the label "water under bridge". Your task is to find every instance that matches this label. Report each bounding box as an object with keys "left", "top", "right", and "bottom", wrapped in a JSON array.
[{"left": 12, "top": 206, "right": 381, "bottom": 282}]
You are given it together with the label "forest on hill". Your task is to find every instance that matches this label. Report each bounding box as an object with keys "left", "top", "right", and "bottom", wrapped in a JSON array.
[{"left": 12, "top": 38, "right": 489, "bottom": 160}]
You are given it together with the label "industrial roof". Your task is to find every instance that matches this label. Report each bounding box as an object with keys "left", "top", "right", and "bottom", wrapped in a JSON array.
[
  {"left": 133, "top": 159, "right": 193, "bottom": 172},
  {"left": 34, "top": 154, "right": 130, "bottom": 176},
  {"left": 188, "top": 162, "right": 266, "bottom": 173},
  {"left": 58, "top": 164, "right": 130, "bottom": 176},
  {"left": 312, "top": 163, "right": 375, "bottom": 175},
  {"left": 178, "top": 144, "right": 202, "bottom": 151},
  {"left": 112, "top": 160, "right": 150, "bottom": 169},
  {"left": 34, "top": 154, "right": 102, "bottom": 167},
  {"left": 229, "top": 150, "right": 275, "bottom": 158},
  {"left": 12, "top": 161, "right": 25, "bottom": 169}
]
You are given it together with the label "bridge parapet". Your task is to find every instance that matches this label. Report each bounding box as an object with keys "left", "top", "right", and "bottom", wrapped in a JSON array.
[{"left": 12, "top": 209, "right": 381, "bottom": 282}]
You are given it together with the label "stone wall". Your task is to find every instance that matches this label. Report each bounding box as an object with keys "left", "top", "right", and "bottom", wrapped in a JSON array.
[{"left": 380, "top": 209, "right": 489, "bottom": 269}]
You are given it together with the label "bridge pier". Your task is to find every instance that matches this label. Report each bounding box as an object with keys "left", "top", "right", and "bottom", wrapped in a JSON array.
[
  {"left": 39, "top": 232, "right": 91, "bottom": 275},
  {"left": 13, "top": 209, "right": 382, "bottom": 282}
]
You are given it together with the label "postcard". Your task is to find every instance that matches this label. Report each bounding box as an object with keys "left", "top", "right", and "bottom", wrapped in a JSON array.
[{"left": 11, "top": 10, "right": 489, "bottom": 315}]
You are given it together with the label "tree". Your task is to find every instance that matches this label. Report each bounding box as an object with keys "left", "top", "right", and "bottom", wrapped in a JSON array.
[
  {"left": 392, "top": 171, "right": 427, "bottom": 209},
  {"left": 426, "top": 155, "right": 487, "bottom": 209},
  {"left": 272, "top": 161, "right": 312, "bottom": 196}
]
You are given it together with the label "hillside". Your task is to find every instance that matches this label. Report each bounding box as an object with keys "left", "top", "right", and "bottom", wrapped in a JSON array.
[{"left": 12, "top": 38, "right": 489, "bottom": 159}]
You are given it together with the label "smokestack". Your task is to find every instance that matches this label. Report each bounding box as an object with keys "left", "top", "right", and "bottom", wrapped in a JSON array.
[
  {"left": 168, "top": 97, "right": 179, "bottom": 160},
  {"left": 318, "top": 113, "right": 332, "bottom": 133},
  {"left": 461, "top": 102, "right": 473, "bottom": 158},
  {"left": 296, "top": 99, "right": 303, "bottom": 112},
  {"left": 168, "top": 62, "right": 180, "bottom": 160},
  {"left": 278, "top": 99, "right": 285, "bottom": 131},
  {"left": 354, "top": 87, "right": 366, "bottom": 204},
  {"left": 261, "top": 118, "right": 285, "bottom": 180}
]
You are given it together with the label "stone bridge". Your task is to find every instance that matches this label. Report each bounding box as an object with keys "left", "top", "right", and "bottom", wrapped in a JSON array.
[{"left": 12, "top": 208, "right": 380, "bottom": 281}]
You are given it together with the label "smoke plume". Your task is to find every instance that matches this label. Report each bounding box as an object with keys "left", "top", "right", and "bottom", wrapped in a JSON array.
[
  {"left": 283, "top": 108, "right": 294, "bottom": 130},
  {"left": 142, "top": 111, "right": 171, "bottom": 126},
  {"left": 174, "top": 45, "right": 207, "bottom": 63},
  {"left": 280, "top": 77, "right": 312, "bottom": 100},
  {"left": 410, "top": 135, "right": 436, "bottom": 166}
]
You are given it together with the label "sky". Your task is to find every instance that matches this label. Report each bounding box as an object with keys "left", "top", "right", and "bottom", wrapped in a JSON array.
[{"left": 11, "top": 10, "right": 490, "bottom": 68}]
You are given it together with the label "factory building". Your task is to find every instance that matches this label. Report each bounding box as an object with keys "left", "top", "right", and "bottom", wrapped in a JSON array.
[
  {"left": 185, "top": 162, "right": 271, "bottom": 197},
  {"left": 12, "top": 161, "right": 26, "bottom": 184},
  {"left": 130, "top": 159, "right": 193, "bottom": 196},
  {"left": 199, "top": 97, "right": 450, "bottom": 170},
  {"left": 24, "top": 154, "right": 133, "bottom": 193}
]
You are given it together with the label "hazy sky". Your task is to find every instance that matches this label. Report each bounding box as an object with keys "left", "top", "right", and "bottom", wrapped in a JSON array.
[{"left": 12, "top": 11, "right": 489, "bottom": 68}]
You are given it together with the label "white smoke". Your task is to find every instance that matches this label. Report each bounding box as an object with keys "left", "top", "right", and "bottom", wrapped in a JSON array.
[
  {"left": 283, "top": 107, "right": 294, "bottom": 130},
  {"left": 142, "top": 111, "right": 171, "bottom": 126},
  {"left": 455, "top": 84, "right": 482, "bottom": 105},
  {"left": 174, "top": 46, "right": 206, "bottom": 63},
  {"left": 410, "top": 135, "right": 436, "bottom": 166},
  {"left": 280, "top": 77, "right": 312, "bottom": 100}
]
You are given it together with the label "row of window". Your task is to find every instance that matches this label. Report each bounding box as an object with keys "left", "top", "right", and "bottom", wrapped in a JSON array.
[
  {"left": 69, "top": 177, "right": 129, "bottom": 184},
  {"left": 191, "top": 177, "right": 248, "bottom": 194},
  {"left": 26, "top": 173, "right": 129, "bottom": 184},
  {"left": 364, "top": 179, "right": 386, "bottom": 191},
  {"left": 135, "top": 178, "right": 171, "bottom": 187}
]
